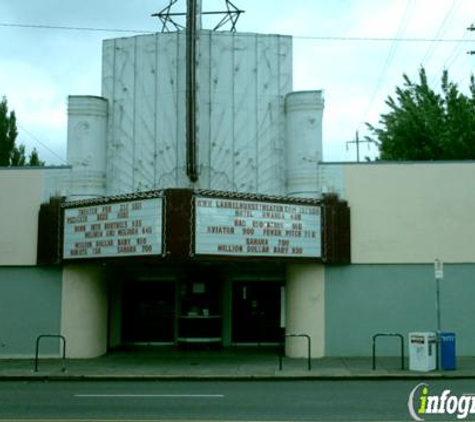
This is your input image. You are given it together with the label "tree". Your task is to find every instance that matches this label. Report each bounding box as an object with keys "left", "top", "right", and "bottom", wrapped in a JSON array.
[
  {"left": 0, "top": 96, "right": 18, "bottom": 165},
  {"left": 0, "top": 96, "right": 44, "bottom": 166},
  {"left": 366, "top": 67, "right": 475, "bottom": 160},
  {"left": 11, "top": 144, "right": 26, "bottom": 166},
  {"left": 28, "top": 148, "right": 44, "bottom": 166}
]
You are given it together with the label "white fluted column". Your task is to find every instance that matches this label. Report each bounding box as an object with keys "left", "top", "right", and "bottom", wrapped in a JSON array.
[
  {"left": 285, "top": 90, "right": 324, "bottom": 198},
  {"left": 67, "top": 96, "right": 108, "bottom": 199}
]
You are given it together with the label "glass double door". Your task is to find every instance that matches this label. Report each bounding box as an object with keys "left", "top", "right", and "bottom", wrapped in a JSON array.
[
  {"left": 121, "top": 281, "right": 175, "bottom": 343},
  {"left": 232, "top": 281, "right": 284, "bottom": 344},
  {"left": 120, "top": 277, "right": 223, "bottom": 345}
]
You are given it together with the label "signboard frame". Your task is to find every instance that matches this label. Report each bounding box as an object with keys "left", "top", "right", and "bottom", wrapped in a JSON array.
[
  {"left": 62, "top": 192, "right": 165, "bottom": 261},
  {"left": 192, "top": 194, "right": 323, "bottom": 262}
]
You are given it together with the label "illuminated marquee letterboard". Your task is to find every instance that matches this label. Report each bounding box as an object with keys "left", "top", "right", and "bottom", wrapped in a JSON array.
[
  {"left": 63, "top": 198, "right": 163, "bottom": 259},
  {"left": 195, "top": 197, "right": 322, "bottom": 258}
]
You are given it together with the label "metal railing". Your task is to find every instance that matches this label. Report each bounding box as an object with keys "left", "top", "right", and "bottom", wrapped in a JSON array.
[
  {"left": 34, "top": 334, "right": 67, "bottom": 373},
  {"left": 278, "top": 333, "right": 312, "bottom": 371},
  {"left": 372, "top": 333, "right": 404, "bottom": 370}
]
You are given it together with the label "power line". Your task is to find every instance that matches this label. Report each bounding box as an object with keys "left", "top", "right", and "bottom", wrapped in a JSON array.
[
  {"left": 18, "top": 124, "right": 67, "bottom": 164},
  {"left": 0, "top": 21, "right": 474, "bottom": 43},
  {"left": 357, "top": 0, "right": 415, "bottom": 130},
  {"left": 421, "top": 0, "right": 461, "bottom": 66},
  {"left": 429, "top": 30, "right": 472, "bottom": 87},
  {"left": 428, "top": 14, "right": 475, "bottom": 88},
  {"left": 440, "top": 31, "right": 470, "bottom": 69},
  {"left": 0, "top": 22, "right": 155, "bottom": 34},
  {"left": 293, "top": 35, "right": 472, "bottom": 43}
]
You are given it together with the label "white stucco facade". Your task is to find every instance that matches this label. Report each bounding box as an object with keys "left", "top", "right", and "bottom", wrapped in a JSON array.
[
  {"left": 286, "top": 264, "right": 325, "bottom": 358},
  {"left": 61, "top": 264, "right": 108, "bottom": 358},
  {"left": 98, "top": 31, "right": 296, "bottom": 195}
]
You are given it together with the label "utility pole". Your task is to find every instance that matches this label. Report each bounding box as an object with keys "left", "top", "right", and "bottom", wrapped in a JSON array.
[
  {"left": 467, "top": 24, "right": 475, "bottom": 55},
  {"left": 346, "top": 132, "right": 361, "bottom": 162},
  {"left": 346, "top": 131, "right": 378, "bottom": 162}
]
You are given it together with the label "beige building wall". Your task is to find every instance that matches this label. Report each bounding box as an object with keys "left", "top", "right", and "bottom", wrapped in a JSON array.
[
  {"left": 61, "top": 264, "right": 108, "bottom": 358},
  {"left": 342, "top": 162, "right": 475, "bottom": 264},
  {"left": 0, "top": 169, "right": 45, "bottom": 265},
  {"left": 285, "top": 264, "right": 325, "bottom": 358}
]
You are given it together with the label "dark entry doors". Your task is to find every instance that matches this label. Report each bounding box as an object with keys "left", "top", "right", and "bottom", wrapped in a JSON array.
[
  {"left": 232, "top": 282, "right": 283, "bottom": 343},
  {"left": 122, "top": 281, "right": 175, "bottom": 343}
]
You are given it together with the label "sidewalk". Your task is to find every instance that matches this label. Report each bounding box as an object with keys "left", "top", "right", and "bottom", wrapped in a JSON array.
[{"left": 1, "top": 346, "right": 474, "bottom": 380}]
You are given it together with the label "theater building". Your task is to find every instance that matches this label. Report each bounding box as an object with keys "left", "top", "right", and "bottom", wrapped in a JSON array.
[{"left": 1, "top": 27, "right": 475, "bottom": 360}]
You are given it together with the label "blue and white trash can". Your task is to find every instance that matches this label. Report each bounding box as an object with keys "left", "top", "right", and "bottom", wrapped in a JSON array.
[{"left": 440, "top": 332, "right": 456, "bottom": 370}]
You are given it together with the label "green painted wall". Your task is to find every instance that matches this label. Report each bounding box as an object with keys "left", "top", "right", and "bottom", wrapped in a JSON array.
[
  {"left": 0, "top": 267, "right": 62, "bottom": 357},
  {"left": 325, "top": 264, "right": 475, "bottom": 357}
]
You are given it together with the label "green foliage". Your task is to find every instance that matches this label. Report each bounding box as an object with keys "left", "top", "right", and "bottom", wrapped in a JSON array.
[
  {"left": 0, "top": 96, "right": 18, "bottom": 166},
  {"left": 367, "top": 67, "right": 475, "bottom": 160},
  {"left": 28, "top": 148, "right": 44, "bottom": 166},
  {"left": 0, "top": 96, "right": 44, "bottom": 166},
  {"left": 11, "top": 144, "right": 26, "bottom": 166}
]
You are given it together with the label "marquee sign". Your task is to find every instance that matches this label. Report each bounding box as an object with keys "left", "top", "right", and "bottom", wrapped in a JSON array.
[
  {"left": 63, "top": 197, "right": 163, "bottom": 259},
  {"left": 194, "top": 197, "right": 322, "bottom": 258}
]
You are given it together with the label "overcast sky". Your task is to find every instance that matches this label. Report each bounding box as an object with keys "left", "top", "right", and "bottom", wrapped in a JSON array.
[{"left": 1, "top": 0, "right": 475, "bottom": 164}]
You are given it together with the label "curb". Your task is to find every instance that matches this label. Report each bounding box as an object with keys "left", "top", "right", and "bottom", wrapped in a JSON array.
[{"left": 1, "top": 372, "right": 474, "bottom": 381}]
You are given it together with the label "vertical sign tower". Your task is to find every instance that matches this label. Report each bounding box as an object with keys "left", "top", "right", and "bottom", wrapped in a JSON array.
[{"left": 153, "top": 1, "right": 245, "bottom": 184}]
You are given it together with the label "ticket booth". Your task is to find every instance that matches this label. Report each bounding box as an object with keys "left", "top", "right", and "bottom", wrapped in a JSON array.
[{"left": 178, "top": 273, "right": 223, "bottom": 346}]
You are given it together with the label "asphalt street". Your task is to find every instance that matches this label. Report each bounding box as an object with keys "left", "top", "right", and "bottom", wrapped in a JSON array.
[{"left": 0, "top": 379, "right": 474, "bottom": 421}]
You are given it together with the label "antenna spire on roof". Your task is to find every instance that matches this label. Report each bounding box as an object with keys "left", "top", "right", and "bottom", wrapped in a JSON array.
[{"left": 152, "top": 0, "right": 244, "bottom": 32}]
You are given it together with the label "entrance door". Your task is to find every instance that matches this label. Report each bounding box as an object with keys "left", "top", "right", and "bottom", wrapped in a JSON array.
[
  {"left": 232, "top": 282, "right": 283, "bottom": 343},
  {"left": 122, "top": 281, "right": 175, "bottom": 343}
]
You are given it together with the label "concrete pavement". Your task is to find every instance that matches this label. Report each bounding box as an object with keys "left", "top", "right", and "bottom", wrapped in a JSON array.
[{"left": 1, "top": 346, "right": 474, "bottom": 380}]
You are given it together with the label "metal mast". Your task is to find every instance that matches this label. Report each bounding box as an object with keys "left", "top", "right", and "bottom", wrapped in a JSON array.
[
  {"left": 186, "top": 0, "right": 198, "bottom": 182},
  {"left": 152, "top": 0, "right": 244, "bottom": 33}
]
